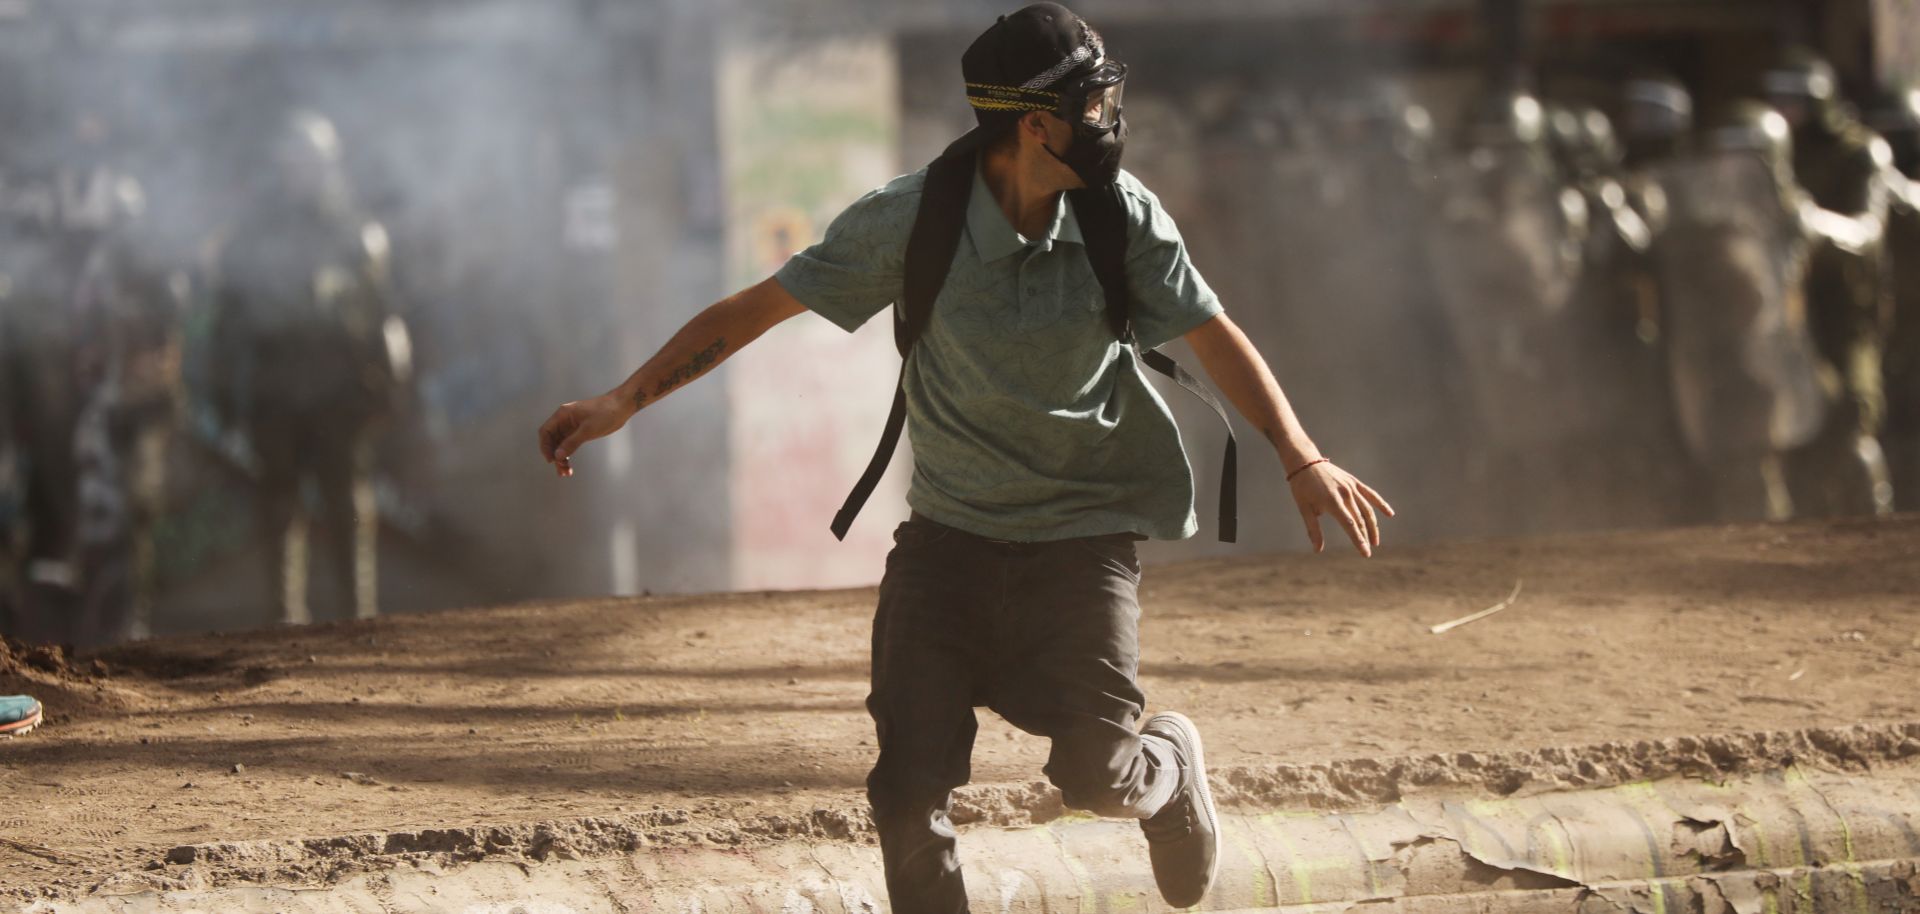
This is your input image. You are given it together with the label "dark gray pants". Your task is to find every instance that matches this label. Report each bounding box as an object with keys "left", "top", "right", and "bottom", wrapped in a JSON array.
[{"left": 867, "top": 515, "right": 1180, "bottom": 914}]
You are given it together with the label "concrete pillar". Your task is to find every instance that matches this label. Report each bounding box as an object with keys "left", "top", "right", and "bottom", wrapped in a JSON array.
[
  {"left": 715, "top": 32, "right": 907, "bottom": 590},
  {"left": 598, "top": 8, "right": 734, "bottom": 596}
]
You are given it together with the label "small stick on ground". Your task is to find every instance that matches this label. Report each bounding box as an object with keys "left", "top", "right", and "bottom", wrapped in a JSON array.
[
  {"left": 0, "top": 836, "right": 93, "bottom": 865},
  {"left": 1430, "top": 580, "right": 1524, "bottom": 635}
]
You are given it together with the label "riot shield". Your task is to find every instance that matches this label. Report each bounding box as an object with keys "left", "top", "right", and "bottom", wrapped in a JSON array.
[
  {"left": 1423, "top": 148, "right": 1590, "bottom": 448},
  {"left": 1652, "top": 153, "right": 1827, "bottom": 461}
]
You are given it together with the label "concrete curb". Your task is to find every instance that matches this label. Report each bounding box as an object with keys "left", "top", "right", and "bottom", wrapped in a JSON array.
[
  {"left": 86, "top": 719, "right": 1920, "bottom": 888},
  {"left": 24, "top": 760, "right": 1920, "bottom": 913}
]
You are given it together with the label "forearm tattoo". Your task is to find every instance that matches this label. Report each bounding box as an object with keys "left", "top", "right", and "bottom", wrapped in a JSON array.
[{"left": 654, "top": 339, "right": 726, "bottom": 397}]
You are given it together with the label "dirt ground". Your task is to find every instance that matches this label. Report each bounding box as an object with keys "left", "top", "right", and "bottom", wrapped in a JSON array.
[{"left": 3, "top": 515, "right": 1918, "bottom": 897}]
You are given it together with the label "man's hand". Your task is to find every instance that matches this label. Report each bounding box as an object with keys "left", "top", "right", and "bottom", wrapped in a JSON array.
[
  {"left": 535, "top": 278, "right": 807, "bottom": 479},
  {"left": 538, "top": 394, "right": 634, "bottom": 478},
  {"left": 1181, "top": 315, "right": 1397, "bottom": 556},
  {"left": 1289, "top": 462, "right": 1393, "bottom": 557}
]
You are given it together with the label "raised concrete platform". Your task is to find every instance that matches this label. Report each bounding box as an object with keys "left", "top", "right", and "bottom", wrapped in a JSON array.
[{"left": 29, "top": 743, "right": 1920, "bottom": 913}]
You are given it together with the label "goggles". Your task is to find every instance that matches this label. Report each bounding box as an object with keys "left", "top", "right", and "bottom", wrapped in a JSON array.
[
  {"left": 1068, "top": 61, "right": 1127, "bottom": 129},
  {"left": 966, "top": 58, "right": 1127, "bottom": 130}
]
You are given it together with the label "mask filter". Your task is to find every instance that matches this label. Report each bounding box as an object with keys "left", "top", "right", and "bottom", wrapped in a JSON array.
[{"left": 1046, "top": 113, "right": 1127, "bottom": 187}]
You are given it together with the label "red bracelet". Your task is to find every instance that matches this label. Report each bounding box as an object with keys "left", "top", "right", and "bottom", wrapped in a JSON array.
[{"left": 1286, "top": 457, "right": 1331, "bottom": 481}]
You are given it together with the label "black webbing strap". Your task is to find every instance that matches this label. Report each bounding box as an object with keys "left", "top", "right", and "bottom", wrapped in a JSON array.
[
  {"left": 893, "top": 152, "right": 976, "bottom": 357},
  {"left": 832, "top": 151, "right": 975, "bottom": 541},
  {"left": 831, "top": 364, "right": 909, "bottom": 541},
  {"left": 1067, "top": 184, "right": 1137, "bottom": 341},
  {"left": 1139, "top": 348, "right": 1238, "bottom": 542}
]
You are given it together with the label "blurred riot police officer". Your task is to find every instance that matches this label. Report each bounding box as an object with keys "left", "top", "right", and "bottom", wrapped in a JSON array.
[
  {"left": 0, "top": 220, "right": 25, "bottom": 637},
  {"left": 1762, "top": 49, "right": 1895, "bottom": 516},
  {"left": 69, "top": 172, "right": 182, "bottom": 643},
  {"left": 1279, "top": 79, "right": 1469, "bottom": 542},
  {"left": 1616, "top": 73, "right": 1696, "bottom": 347},
  {"left": 210, "top": 111, "right": 399, "bottom": 625},
  {"left": 1545, "top": 100, "right": 1700, "bottom": 527},
  {"left": 0, "top": 173, "right": 96, "bottom": 646},
  {"left": 1869, "top": 84, "right": 1920, "bottom": 511},
  {"left": 1650, "top": 102, "right": 1833, "bottom": 520},
  {"left": 1612, "top": 74, "right": 1727, "bottom": 524},
  {"left": 0, "top": 105, "right": 182, "bottom": 648},
  {"left": 67, "top": 167, "right": 179, "bottom": 647},
  {"left": 1426, "top": 87, "right": 1601, "bottom": 534}
]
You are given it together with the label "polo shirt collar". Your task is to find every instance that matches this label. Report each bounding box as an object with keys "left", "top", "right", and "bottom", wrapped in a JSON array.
[{"left": 966, "top": 166, "right": 1085, "bottom": 263}]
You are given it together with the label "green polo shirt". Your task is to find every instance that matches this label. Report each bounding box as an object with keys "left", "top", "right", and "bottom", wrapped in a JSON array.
[{"left": 775, "top": 166, "right": 1224, "bottom": 542}]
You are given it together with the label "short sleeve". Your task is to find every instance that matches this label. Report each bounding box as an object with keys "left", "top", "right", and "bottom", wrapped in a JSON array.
[
  {"left": 1114, "top": 172, "right": 1224, "bottom": 350},
  {"left": 773, "top": 171, "right": 924, "bottom": 334}
]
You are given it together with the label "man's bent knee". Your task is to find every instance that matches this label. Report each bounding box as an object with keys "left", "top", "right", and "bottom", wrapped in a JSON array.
[{"left": 1045, "top": 731, "right": 1152, "bottom": 818}]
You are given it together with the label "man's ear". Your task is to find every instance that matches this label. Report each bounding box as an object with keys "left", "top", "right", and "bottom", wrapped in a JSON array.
[{"left": 1020, "top": 111, "right": 1052, "bottom": 145}]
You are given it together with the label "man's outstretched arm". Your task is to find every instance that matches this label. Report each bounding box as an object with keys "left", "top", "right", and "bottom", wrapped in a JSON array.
[
  {"left": 1182, "top": 313, "right": 1394, "bottom": 556},
  {"left": 538, "top": 277, "right": 807, "bottom": 477}
]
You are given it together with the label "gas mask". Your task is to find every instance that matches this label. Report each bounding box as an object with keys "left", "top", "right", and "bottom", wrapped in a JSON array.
[{"left": 1042, "top": 60, "right": 1128, "bottom": 187}]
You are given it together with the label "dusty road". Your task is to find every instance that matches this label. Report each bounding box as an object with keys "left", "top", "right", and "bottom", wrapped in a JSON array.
[{"left": 2, "top": 516, "right": 1917, "bottom": 898}]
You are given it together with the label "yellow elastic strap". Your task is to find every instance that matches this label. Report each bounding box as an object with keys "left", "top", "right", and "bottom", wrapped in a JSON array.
[{"left": 965, "top": 82, "right": 1059, "bottom": 113}]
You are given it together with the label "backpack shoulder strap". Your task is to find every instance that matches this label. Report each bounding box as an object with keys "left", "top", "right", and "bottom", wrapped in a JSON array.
[
  {"left": 1066, "top": 184, "right": 1133, "bottom": 340},
  {"left": 832, "top": 152, "right": 974, "bottom": 540},
  {"left": 1069, "top": 183, "right": 1240, "bottom": 543},
  {"left": 1139, "top": 348, "right": 1238, "bottom": 543},
  {"left": 894, "top": 151, "right": 975, "bottom": 354}
]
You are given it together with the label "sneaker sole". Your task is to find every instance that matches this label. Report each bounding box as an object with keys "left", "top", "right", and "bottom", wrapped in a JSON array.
[
  {"left": 0, "top": 707, "right": 42, "bottom": 738},
  {"left": 1152, "top": 710, "right": 1219, "bottom": 903}
]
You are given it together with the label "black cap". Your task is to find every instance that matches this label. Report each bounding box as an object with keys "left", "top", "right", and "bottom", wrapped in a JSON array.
[{"left": 946, "top": 3, "right": 1102, "bottom": 156}]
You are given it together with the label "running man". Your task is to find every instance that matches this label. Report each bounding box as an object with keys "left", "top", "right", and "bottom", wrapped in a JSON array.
[{"left": 538, "top": 5, "right": 1391, "bottom": 910}]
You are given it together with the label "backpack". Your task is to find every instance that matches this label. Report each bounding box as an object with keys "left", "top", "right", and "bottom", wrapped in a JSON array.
[{"left": 830, "top": 148, "right": 1238, "bottom": 543}]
